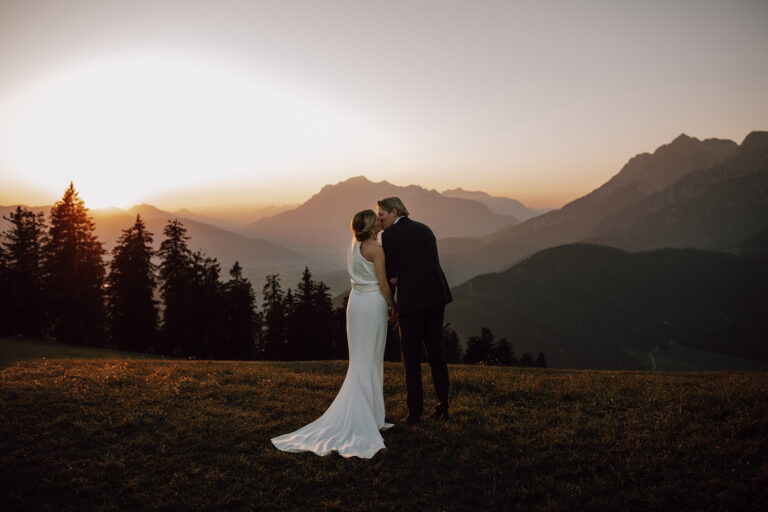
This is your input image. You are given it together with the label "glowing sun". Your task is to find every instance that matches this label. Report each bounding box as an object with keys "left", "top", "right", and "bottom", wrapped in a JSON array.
[{"left": 0, "top": 50, "right": 384, "bottom": 209}]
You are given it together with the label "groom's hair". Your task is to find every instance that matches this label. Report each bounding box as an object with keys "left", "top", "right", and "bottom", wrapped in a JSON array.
[{"left": 377, "top": 196, "right": 409, "bottom": 217}]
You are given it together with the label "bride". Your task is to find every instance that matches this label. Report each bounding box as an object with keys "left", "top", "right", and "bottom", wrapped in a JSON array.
[{"left": 271, "top": 209, "right": 396, "bottom": 458}]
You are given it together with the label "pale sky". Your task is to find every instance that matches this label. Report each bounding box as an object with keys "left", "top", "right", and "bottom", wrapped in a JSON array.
[{"left": 1, "top": 0, "right": 766, "bottom": 211}]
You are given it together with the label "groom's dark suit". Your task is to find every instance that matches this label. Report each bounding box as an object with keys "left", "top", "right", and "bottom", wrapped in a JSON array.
[{"left": 381, "top": 216, "right": 452, "bottom": 419}]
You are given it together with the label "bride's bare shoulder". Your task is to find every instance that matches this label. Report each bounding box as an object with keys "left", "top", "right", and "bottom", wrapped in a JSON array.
[{"left": 362, "top": 240, "right": 384, "bottom": 260}]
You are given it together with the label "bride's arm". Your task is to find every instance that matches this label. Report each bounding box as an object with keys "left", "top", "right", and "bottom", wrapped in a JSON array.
[{"left": 371, "top": 244, "right": 396, "bottom": 312}]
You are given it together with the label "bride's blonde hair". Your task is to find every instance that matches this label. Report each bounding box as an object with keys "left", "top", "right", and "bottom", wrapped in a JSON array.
[{"left": 351, "top": 210, "right": 377, "bottom": 241}]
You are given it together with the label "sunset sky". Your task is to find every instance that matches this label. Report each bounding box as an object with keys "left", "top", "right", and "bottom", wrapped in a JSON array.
[{"left": 1, "top": 0, "right": 766, "bottom": 211}]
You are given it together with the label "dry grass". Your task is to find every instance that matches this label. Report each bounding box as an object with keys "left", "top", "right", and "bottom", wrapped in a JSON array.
[{"left": 1, "top": 356, "right": 767, "bottom": 511}]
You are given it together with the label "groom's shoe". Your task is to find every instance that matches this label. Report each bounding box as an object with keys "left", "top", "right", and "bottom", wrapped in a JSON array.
[{"left": 400, "top": 414, "right": 421, "bottom": 425}]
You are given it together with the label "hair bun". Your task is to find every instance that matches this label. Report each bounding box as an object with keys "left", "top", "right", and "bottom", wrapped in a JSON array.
[{"left": 351, "top": 209, "right": 377, "bottom": 242}]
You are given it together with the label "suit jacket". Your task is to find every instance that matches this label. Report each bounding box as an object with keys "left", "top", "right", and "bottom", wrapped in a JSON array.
[{"left": 381, "top": 217, "right": 453, "bottom": 315}]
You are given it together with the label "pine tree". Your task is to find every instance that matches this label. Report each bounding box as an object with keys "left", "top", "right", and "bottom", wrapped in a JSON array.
[
  {"left": 0, "top": 243, "right": 10, "bottom": 336},
  {"left": 261, "top": 274, "right": 287, "bottom": 359},
  {"left": 533, "top": 352, "right": 547, "bottom": 368},
  {"left": 43, "top": 183, "right": 107, "bottom": 346},
  {"left": 493, "top": 337, "right": 514, "bottom": 366},
  {"left": 442, "top": 323, "right": 463, "bottom": 364},
  {"left": 520, "top": 353, "right": 534, "bottom": 367},
  {"left": 106, "top": 214, "right": 158, "bottom": 352},
  {"left": 188, "top": 250, "right": 223, "bottom": 359},
  {"left": 311, "top": 280, "right": 335, "bottom": 359},
  {"left": 463, "top": 327, "right": 495, "bottom": 364},
  {"left": 252, "top": 304, "right": 264, "bottom": 358},
  {"left": 284, "top": 288, "right": 295, "bottom": 315},
  {"left": 285, "top": 267, "right": 314, "bottom": 360},
  {"left": 157, "top": 219, "right": 193, "bottom": 356},
  {"left": 222, "top": 261, "right": 256, "bottom": 359},
  {"left": 1, "top": 206, "right": 49, "bottom": 338},
  {"left": 443, "top": 323, "right": 464, "bottom": 363}
]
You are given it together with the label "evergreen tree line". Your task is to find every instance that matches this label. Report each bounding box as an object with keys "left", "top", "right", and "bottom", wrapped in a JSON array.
[
  {"left": 0, "top": 183, "right": 546, "bottom": 366},
  {"left": 459, "top": 326, "right": 547, "bottom": 367}
]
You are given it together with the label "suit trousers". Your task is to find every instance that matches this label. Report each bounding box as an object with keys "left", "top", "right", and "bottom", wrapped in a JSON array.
[{"left": 397, "top": 302, "right": 450, "bottom": 417}]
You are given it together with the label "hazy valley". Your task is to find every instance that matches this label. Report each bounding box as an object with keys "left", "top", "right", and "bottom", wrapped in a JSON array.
[{"left": 3, "top": 130, "right": 767, "bottom": 370}]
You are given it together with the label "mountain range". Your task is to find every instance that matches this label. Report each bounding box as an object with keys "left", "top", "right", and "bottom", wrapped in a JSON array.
[
  {"left": 586, "top": 131, "right": 768, "bottom": 251},
  {"left": 238, "top": 176, "right": 522, "bottom": 266},
  {"left": 0, "top": 203, "right": 334, "bottom": 296},
  {"left": 440, "top": 188, "right": 547, "bottom": 221},
  {"left": 444, "top": 242, "right": 768, "bottom": 370},
  {"left": 1, "top": 180, "right": 539, "bottom": 296},
  {"left": 3, "top": 129, "right": 767, "bottom": 369},
  {"left": 437, "top": 132, "right": 767, "bottom": 285},
  {"left": 169, "top": 204, "right": 299, "bottom": 233}
]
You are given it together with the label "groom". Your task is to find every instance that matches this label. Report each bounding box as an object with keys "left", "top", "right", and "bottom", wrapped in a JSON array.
[{"left": 377, "top": 197, "right": 453, "bottom": 424}]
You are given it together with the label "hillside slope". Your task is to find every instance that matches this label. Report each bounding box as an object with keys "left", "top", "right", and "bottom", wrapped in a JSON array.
[{"left": 445, "top": 243, "right": 768, "bottom": 369}]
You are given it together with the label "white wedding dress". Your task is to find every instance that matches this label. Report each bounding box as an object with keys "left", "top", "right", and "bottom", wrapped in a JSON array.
[{"left": 271, "top": 240, "right": 394, "bottom": 458}]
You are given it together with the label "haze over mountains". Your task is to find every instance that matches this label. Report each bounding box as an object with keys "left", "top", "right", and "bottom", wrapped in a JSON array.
[
  {"left": 438, "top": 132, "right": 764, "bottom": 285},
  {"left": 101, "top": 205, "right": 345, "bottom": 294},
  {"left": 440, "top": 130, "right": 768, "bottom": 369},
  {"left": 587, "top": 131, "right": 768, "bottom": 251},
  {"left": 440, "top": 188, "right": 547, "bottom": 221},
  {"left": 239, "top": 176, "right": 522, "bottom": 266},
  {"left": 3, "top": 130, "right": 767, "bottom": 369},
  {"left": 0, "top": 203, "right": 333, "bottom": 295},
  {"left": 0, "top": 179, "right": 536, "bottom": 295},
  {"left": 169, "top": 204, "right": 299, "bottom": 233}
]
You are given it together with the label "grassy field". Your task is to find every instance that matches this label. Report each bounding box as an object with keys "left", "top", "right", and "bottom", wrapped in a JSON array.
[
  {"left": 1, "top": 341, "right": 767, "bottom": 511},
  {"left": 0, "top": 337, "right": 172, "bottom": 368}
]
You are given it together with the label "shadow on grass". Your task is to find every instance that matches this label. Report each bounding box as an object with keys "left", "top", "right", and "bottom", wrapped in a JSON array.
[{"left": 1, "top": 359, "right": 766, "bottom": 511}]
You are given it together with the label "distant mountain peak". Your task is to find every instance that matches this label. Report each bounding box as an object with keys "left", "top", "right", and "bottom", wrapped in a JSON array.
[
  {"left": 244, "top": 175, "right": 520, "bottom": 261},
  {"left": 129, "top": 203, "right": 161, "bottom": 210},
  {"left": 343, "top": 175, "right": 373, "bottom": 184},
  {"left": 741, "top": 130, "right": 768, "bottom": 150},
  {"left": 597, "top": 133, "right": 738, "bottom": 195},
  {"left": 338, "top": 175, "right": 396, "bottom": 187},
  {"left": 320, "top": 175, "right": 393, "bottom": 192},
  {"left": 443, "top": 187, "right": 488, "bottom": 197},
  {"left": 670, "top": 133, "right": 697, "bottom": 145},
  {"left": 126, "top": 203, "right": 172, "bottom": 218}
]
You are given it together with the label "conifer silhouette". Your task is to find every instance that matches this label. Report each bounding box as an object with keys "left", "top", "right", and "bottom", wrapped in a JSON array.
[
  {"left": 158, "top": 219, "right": 193, "bottom": 355},
  {"left": 43, "top": 183, "right": 106, "bottom": 346},
  {"left": 106, "top": 214, "right": 158, "bottom": 352},
  {"left": 1, "top": 206, "right": 49, "bottom": 337}
]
